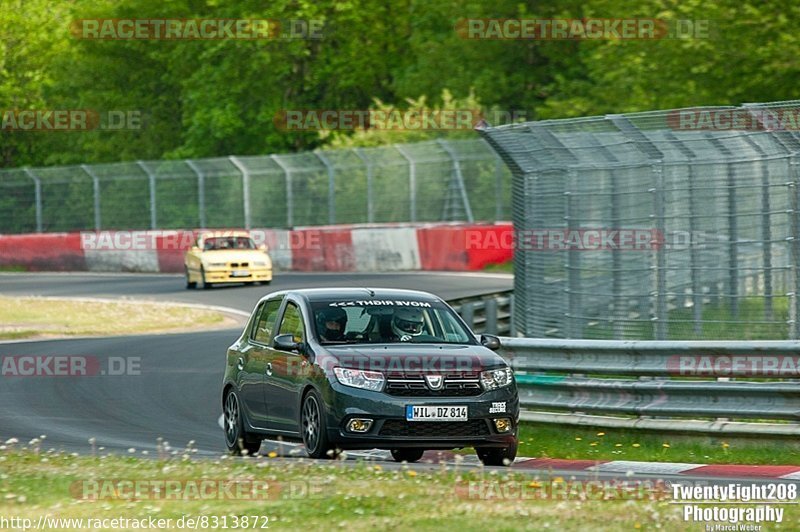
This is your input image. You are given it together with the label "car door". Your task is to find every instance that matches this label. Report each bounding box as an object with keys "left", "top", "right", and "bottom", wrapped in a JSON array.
[
  {"left": 265, "top": 299, "right": 307, "bottom": 434},
  {"left": 239, "top": 296, "right": 283, "bottom": 429}
]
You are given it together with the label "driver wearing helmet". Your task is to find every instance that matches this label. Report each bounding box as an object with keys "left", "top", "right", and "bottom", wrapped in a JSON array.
[
  {"left": 317, "top": 307, "right": 348, "bottom": 341},
  {"left": 390, "top": 307, "right": 425, "bottom": 341}
]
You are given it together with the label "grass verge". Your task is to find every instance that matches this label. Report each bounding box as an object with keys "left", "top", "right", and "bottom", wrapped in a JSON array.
[
  {"left": 0, "top": 445, "right": 711, "bottom": 531},
  {"left": 517, "top": 422, "right": 800, "bottom": 465},
  {"left": 0, "top": 296, "right": 231, "bottom": 340},
  {"left": 482, "top": 261, "right": 513, "bottom": 273}
]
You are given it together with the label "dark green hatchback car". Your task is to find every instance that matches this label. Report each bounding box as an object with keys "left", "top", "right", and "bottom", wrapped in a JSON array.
[{"left": 221, "top": 288, "right": 519, "bottom": 465}]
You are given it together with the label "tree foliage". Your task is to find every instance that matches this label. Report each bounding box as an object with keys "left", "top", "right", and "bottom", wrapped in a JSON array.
[{"left": 1, "top": 0, "right": 799, "bottom": 167}]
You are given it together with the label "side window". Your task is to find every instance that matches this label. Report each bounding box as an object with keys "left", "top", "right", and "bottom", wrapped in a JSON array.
[
  {"left": 278, "top": 302, "right": 305, "bottom": 342},
  {"left": 252, "top": 298, "right": 283, "bottom": 344}
]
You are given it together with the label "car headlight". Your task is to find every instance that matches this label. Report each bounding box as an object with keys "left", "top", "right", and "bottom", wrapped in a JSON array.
[
  {"left": 253, "top": 261, "right": 267, "bottom": 267},
  {"left": 333, "top": 367, "right": 385, "bottom": 392},
  {"left": 206, "top": 262, "right": 226, "bottom": 268},
  {"left": 480, "top": 367, "right": 513, "bottom": 390}
]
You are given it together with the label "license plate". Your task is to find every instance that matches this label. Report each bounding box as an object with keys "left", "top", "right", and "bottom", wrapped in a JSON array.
[
  {"left": 231, "top": 270, "right": 250, "bottom": 277},
  {"left": 405, "top": 405, "right": 467, "bottom": 422}
]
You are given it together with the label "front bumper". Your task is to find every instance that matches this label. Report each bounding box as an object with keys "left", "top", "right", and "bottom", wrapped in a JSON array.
[
  {"left": 323, "top": 381, "right": 519, "bottom": 450},
  {"left": 205, "top": 268, "right": 272, "bottom": 283}
]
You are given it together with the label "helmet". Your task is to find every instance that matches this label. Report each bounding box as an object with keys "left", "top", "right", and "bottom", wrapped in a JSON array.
[
  {"left": 317, "top": 306, "right": 347, "bottom": 341},
  {"left": 392, "top": 307, "right": 424, "bottom": 338}
]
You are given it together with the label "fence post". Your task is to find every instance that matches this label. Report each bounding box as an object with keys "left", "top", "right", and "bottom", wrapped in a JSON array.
[
  {"left": 271, "top": 155, "right": 293, "bottom": 227},
  {"left": 136, "top": 161, "right": 157, "bottom": 229},
  {"left": 761, "top": 160, "right": 773, "bottom": 320},
  {"left": 460, "top": 302, "right": 475, "bottom": 331},
  {"left": 494, "top": 153, "right": 504, "bottom": 221},
  {"left": 610, "top": 168, "right": 624, "bottom": 339},
  {"left": 727, "top": 163, "right": 739, "bottom": 319},
  {"left": 509, "top": 293, "right": 516, "bottom": 336},
  {"left": 23, "top": 168, "right": 43, "bottom": 232},
  {"left": 484, "top": 298, "right": 498, "bottom": 334},
  {"left": 81, "top": 164, "right": 101, "bottom": 231},
  {"left": 653, "top": 163, "right": 667, "bottom": 340},
  {"left": 228, "top": 156, "right": 251, "bottom": 230},
  {"left": 394, "top": 144, "right": 417, "bottom": 222},
  {"left": 687, "top": 162, "right": 703, "bottom": 337},
  {"left": 790, "top": 158, "right": 800, "bottom": 339},
  {"left": 185, "top": 160, "right": 206, "bottom": 229},
  {"left": 352, "top": 148, "right": 374, "bottom": 223},
  {"left": 663, "top": 131, "right": 704, "bottom": 337},
  {"left": 438, "top": 139, "right": 474, "bottom": 223},
  {"left": 314, "top": 151, "right": 336, "bottom": 225},
  {"left": 565, "top": 168, "right": 582, "bottom": 338}
]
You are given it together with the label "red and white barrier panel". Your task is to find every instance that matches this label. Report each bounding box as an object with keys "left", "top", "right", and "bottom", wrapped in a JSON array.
[
  {"left": 0, "top": 232, "right": 86, "bottom": 271},
  {"left": 0, "top": 223, "right": 513, "bottom": 273}
]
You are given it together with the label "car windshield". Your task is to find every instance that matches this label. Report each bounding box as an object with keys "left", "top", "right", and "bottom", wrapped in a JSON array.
[
  {"left": 311, "top": 299, "right": 475, "bottom": 345},
  {"left": 203, "top": 236, "right": 256, "bottom": 250}
]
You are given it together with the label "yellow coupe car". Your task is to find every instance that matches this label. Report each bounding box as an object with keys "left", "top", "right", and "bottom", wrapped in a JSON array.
[{"left": 184, "top": 231, "right": 273, "bottom": 289}]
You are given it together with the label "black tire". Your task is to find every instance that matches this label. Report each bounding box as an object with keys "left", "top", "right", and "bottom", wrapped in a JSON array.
[
  {"left": 185, "top": 267, "right": 197, "bottom": 289},
  {"left": 223, "top": 389, "right": 261, "bottom": 456},
  {"left": 301, "top": 389, "right": 336, "bottom": 459},
  {"left": 475, "top": 439, "right": 517, "bottom": 467},
  {"left": 199, "top": 266, "right": 213, "bottom": 289},
  {"left": 390, "top": 448, "right": 425, "bottom": 463}
]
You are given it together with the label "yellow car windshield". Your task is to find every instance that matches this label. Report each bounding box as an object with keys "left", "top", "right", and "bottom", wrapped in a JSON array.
[{"left": 203, "top": 237, "right": 256, "bottom": 250}]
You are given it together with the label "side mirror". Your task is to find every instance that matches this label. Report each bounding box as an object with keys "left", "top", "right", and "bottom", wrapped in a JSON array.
[
  {"left": 480, "top": 334, "right": 501, "bottom": 351},
  {"left": 274, "top": 333, "right": 304, "bottom": 354},
  {"left": 258, "top": 244, "right": 268, "bottom": 251},
  {"left": 191, "top": 246, "right": 200, "bottom": 252}
]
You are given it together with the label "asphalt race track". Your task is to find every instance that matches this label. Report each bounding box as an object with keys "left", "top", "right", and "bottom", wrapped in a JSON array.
[
  {"left": 0, "top": 271, "right": 514, "bottom": 314},
  {"left": 1, "top": 272, "right": 797, "bottom": 485}
]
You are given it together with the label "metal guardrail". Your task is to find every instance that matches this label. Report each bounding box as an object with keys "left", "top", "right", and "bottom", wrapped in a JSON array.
[
  {"left": 497, "top": 337, "right": 800, "bottom": 436},
  {"left": 449, "top": 290, "right": 514, "bottom": 336}
]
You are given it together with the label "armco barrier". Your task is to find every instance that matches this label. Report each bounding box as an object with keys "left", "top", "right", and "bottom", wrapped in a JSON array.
[
  {"left": 0, "top": 223, "right": 513, "bottom": 273},
  {"left": 500, "top": 337, "right": 800, "bottom": 436},
  {"left": 449, "top": 290, "right": 514, "bottom": 335}
]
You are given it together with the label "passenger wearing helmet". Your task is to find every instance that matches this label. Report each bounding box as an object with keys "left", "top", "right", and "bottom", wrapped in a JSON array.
[
  {"left": 391, "top": 307, "right": 425, "bottom": 341},
  {"left": 317, "top": 307, "right": 348, "bottom": 341}
]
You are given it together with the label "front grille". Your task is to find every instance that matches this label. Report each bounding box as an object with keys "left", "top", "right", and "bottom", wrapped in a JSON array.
[
  {"left": 384, "top": 373, "right": 482, "bottom": 397},
  {"left": 229, "top": 262, "right": 249, "bottom": 267},
  {"left": 385, "top": 381, "right": 482, "bottom": 396},
  {"left": 379, "top": 419, "right": 490, "bottom": 438}
]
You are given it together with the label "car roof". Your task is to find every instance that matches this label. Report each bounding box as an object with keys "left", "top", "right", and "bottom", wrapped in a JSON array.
[{"left": 258, "top": 287, "right": 443, "bottom": 305}]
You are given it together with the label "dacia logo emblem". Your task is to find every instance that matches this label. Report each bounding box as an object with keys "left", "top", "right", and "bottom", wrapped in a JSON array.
[{"left": 424, "top": 374, "right": 444, "bottom": 390}]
